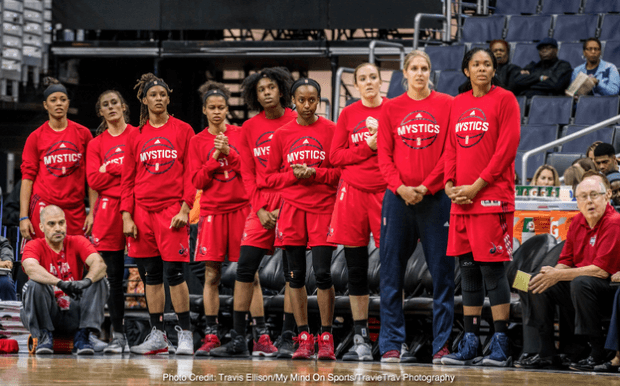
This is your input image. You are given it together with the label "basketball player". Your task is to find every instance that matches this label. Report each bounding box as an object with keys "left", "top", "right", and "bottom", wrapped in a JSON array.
[
  {"left": 377, "top": 51, "right": 455, "bottom": 363},
  {"left": 328, "top": 63, "right": 386, "bottom": 361},
  {"left": 441, "top": 47, "right": 520, "bottom": 367},
  {"left": 121, "top": 73, "right": 195, "bottom": 355}
]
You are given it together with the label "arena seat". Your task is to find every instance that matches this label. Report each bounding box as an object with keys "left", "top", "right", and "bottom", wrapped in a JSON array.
[
  {"left": 435, "top": 70, "right": 467, "bottom": 97},
  {"left": 558, "top": 42, "right": 587, "bottom": 68},
  {"left": 527, "top": 96, "right": 572, "bottom": 125},
  {"left": 258, "top": 251, "right": 285, "bottom": 295},
  {"left": 506, "top": 234, "right": 557, "bottom": 294},
  {"left": 519, "top": 124, "right": 560, "bottom": 151},
  {"left": 539, "top": 0, "right": 582, "bottom": 15},
  {"left": 546, "top": 152, "right": 583, "bottom": 175},
  {"left": 583, "top": 0, "right": 620, "bottom": 14},
  {"left": 560, "top": 125, "right": 614, "bottom": 152},
  {"left": 552, "top": 14, "right": 599, "bottom": 42},
  {"left": 386, "top": 71, "right": 406, "bottom": 99},
  {"left": 511, "top": 43, "right": 540, "bottom": 68},
  {"left": 425, "top": 45, "right": 466, "bottom": 71},
  {"left": 494, "top": 0, "right": 539, "bottom": 15},
  {"left": 600, "top": 14, "right": 620, "bottom": 41},
  {"left": 613, "top": 126, "right": 620, "bottom": 152},
  {"left": 505, "top": 15, "right": 553, "bottom": 42},
  {"left": 602, "top": 40, "right": 620, "bottom": 68},
  {"left": 573, "top": 95, "right": 620, "bottom": 125},
  {"left": 345, "top": 97, "right": 359, "bottom": 107},
  {"left": 461, "top": 16, "right": 506, "bottom": 43},
  {"left": 517, "top": 95, "right": 527, "bottom": 122},
  {"left": 515, "top": 151, "right": 546, "bottom": 181}
]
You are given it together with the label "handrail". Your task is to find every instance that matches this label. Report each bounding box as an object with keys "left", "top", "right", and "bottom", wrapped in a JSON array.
[
  {"left": 413, "top": 13, "right": 448, "bottom": 50},
  {"left": 332, "top": 67, "right": 355, "bottom": 122},
  {"left": 368, "top": 40, "right": 406, "bottom": 69},
  {"left": 522, "top": 114, "right": 620, "bottom": 179},
  {"left": 320, "top": 97, "right": 331, "bottom": 121}
]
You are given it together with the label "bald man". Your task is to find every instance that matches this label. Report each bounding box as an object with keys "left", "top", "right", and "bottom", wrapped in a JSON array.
[{"left": 20, "top": 205, "right": 108, "bottom": 355}]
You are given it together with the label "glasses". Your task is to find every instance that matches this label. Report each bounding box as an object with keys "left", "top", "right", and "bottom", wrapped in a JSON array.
[{"left": 575, "top": 191, "right": 606, "bottom": 202}]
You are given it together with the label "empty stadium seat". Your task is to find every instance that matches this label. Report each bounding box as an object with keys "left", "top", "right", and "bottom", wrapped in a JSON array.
[
  {"left": 494, "top": 0, "right": 539, "bottom": 15},
  {"left": 558, "top": 42, "right": 587, "bottom": 68},
  {"left": 461, "top": 16, "right": 505, "bottom": 43},
  {"left": 613, "top": 126, "right": 620, "bottom": 153},
  {"left": 552, "top": 15, "right": 599, "bottom": 42},
  {"left": 387, "top": 71, "right": 406, "bottom": 99},
  {"left": 546, "top": 152, "right": 583, "bottom": 175},
  {"left": 345, "top": 97, "right": 359, "bottom": 106},
  {"left": 600, "top": 14, "right": 620, "bottom": 41},
  {"left": 425, "top": 45, "right": 466, "bottom": 71},
  {"left": 518, "top": 124, "right": 560, "bottom": 151},
  {"left": 505, "top": 16, "right": 553, "bottom": 42},
  {"left": 539, "top": 0, "right": 582, "bottom": 15},
  {"left": 583, "top": 0, "right": 620, "bottom": 14},
  {"left": 435, "top": 70, "right": 468, "bottom": 97},
  {"left": 517, "top": 95, "right": 527, "bottom": 121},
  {"left": 574, "top": 95, "right": 620, "bottom": 125},
  {"left": 527, "top": 96, "right": 572, "bottom": 125},
  {"left": 515, "top": 151, "right": 546, "bottom": 181},
  {"left": 560, "top": 125, "right": 614, "bottom": 152},
  {"left": 511, "top": 43, "right": 540, "bottom": 68},
  {"left": 602, "top": 40, "right": 620, "bottom": 68}
]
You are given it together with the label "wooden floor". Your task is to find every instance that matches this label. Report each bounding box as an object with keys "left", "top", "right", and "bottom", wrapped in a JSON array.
[{"left": 0, "top": 354, "right": 619, "bottom": 386}]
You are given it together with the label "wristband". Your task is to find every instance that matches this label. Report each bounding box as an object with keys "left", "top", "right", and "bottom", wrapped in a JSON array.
[{"left": 19, "top": 216, "right": 29, "bottom": 222}]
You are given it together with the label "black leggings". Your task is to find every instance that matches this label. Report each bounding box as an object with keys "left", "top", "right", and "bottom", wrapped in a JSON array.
[
  {"left": 344, "top": 247, "right": 369, "bottom": 296},
  {"left": 135, "top": 257, "right": 186, "bottom": 287},
  {"left": 101, "top": 250, "right": 125, "bottom": 333},
  {"left": 459, "top": 253, "right": 511, "bottom": 307},
  {"left": 286, "top": 246, "right": 333, "bottom": 290},
  {"left": 236, "top": 246, "right": 269, "bottom": 283}
]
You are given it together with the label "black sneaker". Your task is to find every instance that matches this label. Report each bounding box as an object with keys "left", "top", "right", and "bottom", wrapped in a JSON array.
[
  {"left": 36, "top": 330, "right": 54, "bottom": 355},
  {"left": 275, "top": 331, "right": 295, "bottom": 359},
  {"left": 209, "top": 330, "right": 250, "bottom": 357},
  {"left": 72, "top": 329, "right": 95, "bottom": 355},
  {"left": 520, "top": 354, "right": 566, "bottom": 370},
  {"left": 569, "top": 356, "right": 604, "bottom": 371}
]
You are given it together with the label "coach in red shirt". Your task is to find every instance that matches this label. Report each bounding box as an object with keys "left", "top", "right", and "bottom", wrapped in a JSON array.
[
  {"left": 524, "top": 172, "right": 620, "bottom": 370},
  {"left": 20, "top": 205, "right": 108, "bottom": 355}
]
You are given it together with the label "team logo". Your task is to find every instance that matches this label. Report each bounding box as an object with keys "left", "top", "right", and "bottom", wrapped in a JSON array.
[
  {"left": 489, "top": 242, "right": 498, "bottom": 254},
  {"left": 103, "top": 145, "right": 125, "bottom": 168},
  {"left": 286, "top": 136, "right": 325, "bottom": 167},
  {"left": 527, "top": 221, "right": 535, "bottom": 232},
  {"left": 92, "top": 237, "right": 100, "bottom": 247},
  {"left": 178, "top": 243, "right": 188, "bottom": 256},
  {"left": 396, "top": 111, "right": 440, "bottom": 150},
  {"left": 590, "top": 236, "right": 596, "bottom": 246},
  {"left": 455, "top": 108, "right": 489, "bottom": 148},
  {"left": 328, "top": 226, "right": 334, "bottom": 237},
  {"left": 254, "top": 131, "right": 274, "bottom": 167},
  {"left": 200, "top": 246, "right": 207, "bottom": 255},
  {"left": 140, "top": 137, "right": 177, "bottom": 175},
  {"left": 208, "top": 145, "right": 240, "bottom": 182},
  {"left": 350, "top": 120, "right": 370, "bottom": 146},
  {"left": 44, "top": 140, "right": 83, "bottom": 177}
]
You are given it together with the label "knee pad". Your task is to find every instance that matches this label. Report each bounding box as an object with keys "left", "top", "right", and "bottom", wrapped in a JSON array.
[
  {"left": 459, "top": 254, "right": 484, "bottom": 307},
  {"left": 236, "top": 246, "right": 265, "bottom": 283},
  {"left": 480, "top": 262, "right": 510, "bottom": 306},
  {"left": 138, "top": 257, "right": 164, "bottom": 286},
  {"left": 281, "top": 251, "right": 291, "bottom": 283},
  {"left": 314, "top": 266, "right": 333, "bottom": 290},
  {"left": 286, "top": 248, "right": 306, "bottom": 289},
  {"left": 345, "top": 247, "right": 369, "bottom": 296},
  {"left": 164, "top": 261, "right": 186, "bottom": 287},
  {"left": 312, "top": 246, "right": 333, "bottom": 290}
]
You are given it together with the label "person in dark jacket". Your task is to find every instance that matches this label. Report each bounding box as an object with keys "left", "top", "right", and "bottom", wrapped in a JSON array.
[
  {"left": 515, "top": 37, "right": 572, "bottom": 97},
  {"left": 2, "top": 181, "right": 20, "bottom": 227},
  {"left": 459, "top": 40, "right": 521, "bottom": 94},
  {"left": 0, "top": 236, "right": 17, "bottom": 301}
]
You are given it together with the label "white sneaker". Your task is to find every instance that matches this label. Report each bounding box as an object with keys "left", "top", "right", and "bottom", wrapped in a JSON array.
[
  {"left": 104, "top": 332, "right": 127, "bottom": 354},
  {"left": 89, "top": 332, "right": 108, "bottom": 352},
  {"left": 175, "top": 326, "right": 194, "bottom": 355},
  {"left": 130, "top": 327, "right": 169, "bottom": 355},
  {"left": 165, "top": 331, "right": 176, "bottom": 355}
]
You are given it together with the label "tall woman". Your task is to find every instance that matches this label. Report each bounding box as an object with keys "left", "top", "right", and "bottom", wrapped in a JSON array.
[
  {"left": 377, "top": 51, "right": 455, "bottom": 363},
  {"left": 20, "top": 77, "right": 94, "bottom": 241},
  {"left": 263, "top": 78, "right": 340, "bottom": 360},
  {"left": 86, "top": 90, "right": 134, "bottom": 353},
  {"left": 441, "top": 47, "right": 520, "bottom": 367},
  {"left": 328, "top": 63, "right": 386, "bottom": 361},
  {"left": 121, "top": 73, "right": 195, "bottom": 355}
]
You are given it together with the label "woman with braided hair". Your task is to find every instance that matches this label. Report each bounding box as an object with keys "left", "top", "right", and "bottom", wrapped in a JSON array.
[{"left": 120, "top": 73, "right": 195, "bottom": 355}]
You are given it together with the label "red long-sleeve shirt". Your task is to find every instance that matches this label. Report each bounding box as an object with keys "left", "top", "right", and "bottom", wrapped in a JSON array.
[
  {"left": 86, "top": 125, "right": 136, "bottom": 199},
  {"left": 378, "top": 91, "right": 453, "bottom": 196},
  {"left": 120, "top": 116, "right": 195, "bottom": 214},
  {"left": 189, "top": 125, "right": 249, "bottom": 215},
  {"left": 444, "top": 86, "right": 521, "bottom": 214},
  {"left": 21, "top": 120, "right": 93, "bottom": 208},
  {"left": 239, "top": 109, "right": 297, "bottom": 213},
  {"left": 22, "top": 235, "right": 97, "bottom": 281},
  {"left": 262, "top": 116, "right": 341, "bottom": 214},
  {"left": 330, "top": 99, "right": 387, "bottom": 193}
]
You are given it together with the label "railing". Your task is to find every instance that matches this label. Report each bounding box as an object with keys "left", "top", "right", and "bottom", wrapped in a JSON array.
[
  {"left": 522, "top": 114, "right": 620, "bottom": 179},
  {"left": 368, "top": 40, "right": 406, "bottom": 69},
  {"left": 413, "top": 13, "right": 449, "bottom": 50},
  {"left": 320, "top": 97, "right": 331, "bottom": 121},
  {"left": 332, "top": 67, "right": 355, "bottom": 122}
]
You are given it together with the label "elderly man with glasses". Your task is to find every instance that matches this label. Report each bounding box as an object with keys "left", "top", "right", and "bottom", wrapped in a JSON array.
[{"left": 520, "top": 171, "right": 620, "bottom": 370}]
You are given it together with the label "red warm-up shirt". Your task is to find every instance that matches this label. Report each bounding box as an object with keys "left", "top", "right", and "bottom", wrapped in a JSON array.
[
  {"left": 21, "top": 120, "right": 93, "bottom": 208},
  {"left": 239, "top": 109, "right": 297, "bottom": 213},
  {"left": 330, "top": 99, "right": 387, "bottom": 193},
  {"left": 86, "top": 125, "right": 136, "bottom": 199},
  {"left": 558, "top": 204, "right": 620, "bottom": 274},
  {"left": 189, "top": 125, "right": 249, "bottom": 215},
  {"left": 22, "top": 235, "right": 97, "bottom": 281},
  {"left": 444, "top": 86, "right": 520, "bottom": 214},
  {"left": 378, "top": 91, "right": 453, "bottom": 195},
  {"left": 262, "top": 116, "right": 341, "bottom": 214},
  {"left": 120, "top": 116, "right": 196, "bottom": 214}
]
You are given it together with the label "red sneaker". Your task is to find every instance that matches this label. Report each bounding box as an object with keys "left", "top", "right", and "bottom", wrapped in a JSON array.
[
  {"left": 381, "top": 349, "right": 401, "bottom": 363},
  {"left": 292, "top": 332, "right": 315, "bottom": 360},
  {"left": 432, "top": 343, "right": 451, "bottom": 364},
  {"left": 195, "top": 334, "right": 220, "bottom": 356},
  {"left": 317, "top": 332, "right": 336, "bottom": 360},
  {"left": 252, "top": 334, "right": 278, "bottom": 357}
]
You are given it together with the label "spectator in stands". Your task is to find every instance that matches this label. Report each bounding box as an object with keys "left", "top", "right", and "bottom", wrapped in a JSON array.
[
  {"left": 458, "top": 40, "right": 521, "bottom": 94},
  {"left": 595, "top": 272, "right": 620, "bottom": 372},
  {"left": 593, "top": 143, "right": 619, "bottom": 175},
  {"left": 531, "top": 165, "right": 560, "bottom": 186},
  {"left": 521, "top": 172, "right": 620, "bottom": 370},
  {"left": 573, "top": 157, "right": 597, "bottom": 173},
  {"left": 563, "top": 164, "right": 585, "bottom": 194},
  {"left": 571, "top": 38, "right": 620, "bottom": 96},
  {"left": 514, "top": 38, "right": 572, "bottom": 97},
  {"left": 608, "top": 172, "right": 620, "bottom": 207},
  {"left": 20, "top": 205, "right": 108, "bottom": 355},
  {"left": 587, "top": 141, "right": 602, "bottom": 161},
  {"left": 0, "top": 236, "right": 16, "bottom": 301},
  {"left": 1, "top": 181, "right": 20, "bottom": 227}
]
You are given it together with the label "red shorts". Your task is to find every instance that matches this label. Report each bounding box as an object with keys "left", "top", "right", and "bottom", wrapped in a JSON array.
[
  {"left": 127, "top": 202, "right": 190, "bottom": 262},
  {"left": 327, "top": 180, "right": 383, "bottom": 247},
  {"left": 241, "top": 191, "right": 282, "bottom": 251},
  {"left": 447, "top": 212, "right": 514, "bottom": 262},
  {"left": 29, "top": 194, "right": 86, "bottom": 239},
  {"left": 91, "top": 196, "right": 125, "bottom": 251},
  {"left": 275, "top": 200, "right": 335, "bottom": 248},
  {"left": 195, "top": 205, "right": 251, "bottom": 262}
]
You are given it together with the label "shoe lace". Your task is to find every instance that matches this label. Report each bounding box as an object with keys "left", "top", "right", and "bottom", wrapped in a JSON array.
[{"left": 202, "top": 334, "right": 218, "bottom": 344}]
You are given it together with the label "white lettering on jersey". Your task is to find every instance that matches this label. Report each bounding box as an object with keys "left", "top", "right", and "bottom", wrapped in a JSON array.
[
  {"left": 139, "top": 149, "right": 178, "bottom": 162},
  {"left": 286, "top": 150, "right": 326, "bottom": 164}
]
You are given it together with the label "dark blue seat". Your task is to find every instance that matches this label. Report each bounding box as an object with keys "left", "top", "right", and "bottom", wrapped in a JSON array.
[
  {"left": 527, "top": 96, "right": 573, "bottom": 125},
  {"left": 559, "top": 42, "right": 587, "bottom": 68},
  {"left": 602, "top": 40, "right": 620, "bottom": 68},
  {"left": 574, "top": 96, "right": 620, "bottom": 125},
  {"left": 584, "top": 0, "right": 620, "bottom": 13},
  {"left": 560, "top": 125, "right": 615, "bottom": 153},
  {"left": 425, "top": 45, "right": 466, "bottom": 71},
  {"left": 345, "top": 97, "right": 359, "bottom": 107},
  {"left": 601, "top": 15, "right": 620, "bottom": 41},
  {"left": 505, "top": 16, "right": 553, "bottom": 42},
  {"left": 515, "top": 151, "right": 546, "bottom": 180},
  {"left": 462, "top": 16, "right": 506, "bottom": 43},
  {"left": 518, "top": 124, "right": 559, "bottom": 152},
  {"left": 435, "top": 70, "right": 468, "bottom": 97},
  {"left": 494, "top": 0, "right": 539, "bottom": 15},
  {"left": 387, "top": 71, "right": 406, "bottom": 99},
  {"left": 539, "top": 0, "right": 582, "bottom": 14},
  {"left": 517, "top": 95, "right": 527, "bottom": 121},
  {"left": 614, "top": 126, "right": 620, "bottom": 154},
  {"left": 553, "top": 15, "right": 599, "bottom": 42},
  {"left": 546, "top": 152, "right": 583, "bottom": 176},
  {"left": 512, "top": 43, "right": 540, "bottom": 68}
]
